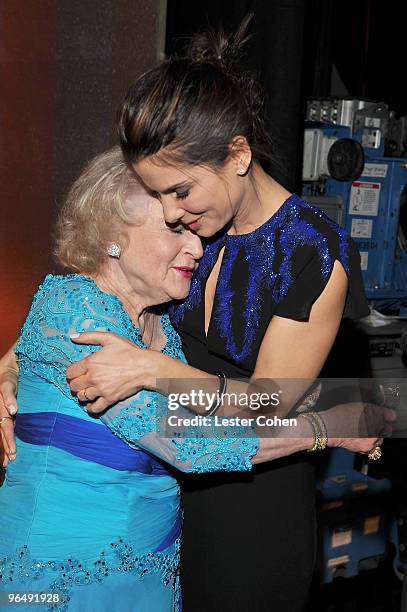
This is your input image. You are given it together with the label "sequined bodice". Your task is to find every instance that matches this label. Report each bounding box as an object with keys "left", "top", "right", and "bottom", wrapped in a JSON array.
[{"left": 170, "top": 194, "right": 368, "bottom": 377}]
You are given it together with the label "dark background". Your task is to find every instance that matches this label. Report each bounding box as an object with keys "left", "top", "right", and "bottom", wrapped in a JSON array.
[
  {"left": 1, "top": 0, "right": 406, "bottom": 350},
  {"left": 167, "top": 0, "right": 407, "bottom": 189}
]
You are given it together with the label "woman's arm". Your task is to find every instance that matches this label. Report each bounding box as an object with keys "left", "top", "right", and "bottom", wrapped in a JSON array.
[
  {"left": 67, "top": 263, "right": 393, "bottom": 456},
  {"left": 15, "top": 276, "right": 261, "bottom": 473},
  {"left": 0, "top": 342, "right": 18, "bottom": 465},
  {"left": 99, "top": 390, "right": 260, "bottom": 473},
  {"left": 253, "top": 260, "right": 347, "bottom": 378},
  {"left": 0, "top": 343, "right": 18, "bottom": 414},
  {"left": 68, "top": 262, "right": 347, "bottom": 410}
]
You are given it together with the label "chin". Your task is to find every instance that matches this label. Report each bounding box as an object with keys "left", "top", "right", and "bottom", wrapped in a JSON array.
[
  {"left": 196, "top": 226, "right": 213, "bottom": 238},
  {"left": 169, "top": 288, "right": 190, "bottom": 301},
  {"left": 198, "top": 219, "right": 224, "bottom": 238}
]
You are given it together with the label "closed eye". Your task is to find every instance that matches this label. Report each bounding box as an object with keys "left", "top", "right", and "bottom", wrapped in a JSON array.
[
  {"left": 175, "top": 189, "right": 190, "bottom": 200},
  {"left": 167, "top": 223, "right": 184, "bottom": 235}
]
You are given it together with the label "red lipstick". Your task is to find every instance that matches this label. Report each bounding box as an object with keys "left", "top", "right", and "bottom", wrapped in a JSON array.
[{"left": 173, "top": 266, "right": 194, "bottom": 278}]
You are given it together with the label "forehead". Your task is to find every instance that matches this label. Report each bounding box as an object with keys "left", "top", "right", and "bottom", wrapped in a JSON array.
[
  {"left": 125, "top": 187, "right": 165, "bottom": 224},
  {"left": 134, "top": 157, "right": 206, "bottom": 191}
]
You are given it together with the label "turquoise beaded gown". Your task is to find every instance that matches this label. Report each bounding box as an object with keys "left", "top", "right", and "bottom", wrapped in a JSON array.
[{"left": 0, "top": 275, "right": 258, "bottom": 612}]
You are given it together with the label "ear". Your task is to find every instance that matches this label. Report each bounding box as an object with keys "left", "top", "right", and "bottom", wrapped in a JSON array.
[{"left": 229, "top": 136, "right": 252, "bottom": 176}]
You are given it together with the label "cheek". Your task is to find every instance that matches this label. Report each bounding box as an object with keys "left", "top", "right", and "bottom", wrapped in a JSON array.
[
  {"left": 181, "top": 195, "right": 200, "bottom": 213},
  {"left": 185, "top": 188, "right": 215, "bottom": 214},
  {"left": 127, "top": 242, "right": 164, "bottom": 279},
  {"left": 151, "top": 242, "right": 180, "bottom": 277},
  {"left": 208, "top": 188, "right": 232, "bottom": 219}
]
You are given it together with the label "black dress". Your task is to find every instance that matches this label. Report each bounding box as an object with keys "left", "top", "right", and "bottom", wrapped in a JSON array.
[{"left": 169, "top": 194, "right": 369, "bottom": 612}]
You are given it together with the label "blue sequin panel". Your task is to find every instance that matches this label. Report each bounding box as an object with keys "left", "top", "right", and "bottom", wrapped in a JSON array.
[{"left": 170, "top": 195, "right": 353, "bottom": 364}]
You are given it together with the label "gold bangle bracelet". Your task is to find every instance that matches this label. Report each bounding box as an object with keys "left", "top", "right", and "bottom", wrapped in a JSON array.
[
  {"left": 310, "top": 410, "right": 328, "bottom": 450},
  {"left": 299, "top": 413, "right": 319, "bottom": 452},
  {"left": 300, "top": 412, "right": 328, "bottom": 452}
]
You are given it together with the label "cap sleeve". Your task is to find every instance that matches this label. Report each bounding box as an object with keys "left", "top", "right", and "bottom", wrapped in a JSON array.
[{"left": 274, "top": 236, "right": 369, "bottom": 322}]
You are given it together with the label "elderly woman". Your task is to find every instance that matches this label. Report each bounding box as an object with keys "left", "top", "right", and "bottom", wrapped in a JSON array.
[
  {"left": 0, "top": 146, "right": 391, "bottom": 612},
  {"left": 0, "top": 147, "right": 265, "bottom": 611}
]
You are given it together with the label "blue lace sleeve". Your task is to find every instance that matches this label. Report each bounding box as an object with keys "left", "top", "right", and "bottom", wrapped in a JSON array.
[
  {"left": 101, "top": 393, "right": 259, "bottom": 473},
  {"left": 15, "top": 274, "right": 143, "bottom": 403},
  {"left": 16, "top": 274, "right": 258, "bottom": 472}
]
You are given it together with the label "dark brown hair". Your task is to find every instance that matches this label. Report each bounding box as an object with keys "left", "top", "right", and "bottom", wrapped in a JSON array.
[{"left": 118, "top": 16, "right": 273, "bottom": 169}]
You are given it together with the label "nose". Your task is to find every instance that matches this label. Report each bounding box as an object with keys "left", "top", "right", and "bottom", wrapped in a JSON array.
[
  {"left": 185, "top": 232, "right": 203, "bottom": 260},
  {"left": 161, "top": 196, "right": 184, "bottom": 224}
]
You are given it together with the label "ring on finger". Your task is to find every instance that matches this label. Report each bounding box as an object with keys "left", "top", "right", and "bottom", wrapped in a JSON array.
[
  {"left": 368, "top": 446, "right": 382, "bottom": 461},
  {"left": 0, "top": 416, "right": 14, "bottom": 426}
]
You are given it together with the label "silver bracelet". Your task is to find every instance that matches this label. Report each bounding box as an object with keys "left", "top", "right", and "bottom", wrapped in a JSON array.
[{"left": 206, "top": 371, "right": 227, "bottom": 417}]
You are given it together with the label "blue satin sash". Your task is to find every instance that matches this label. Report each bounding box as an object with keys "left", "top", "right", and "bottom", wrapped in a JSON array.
[{"left": 15, "top": 412, "right": 169, "bottom": 475}]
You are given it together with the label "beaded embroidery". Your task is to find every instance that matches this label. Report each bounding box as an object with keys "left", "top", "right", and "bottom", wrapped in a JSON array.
[
  {"left": 16, "top": 275, "right": 181, "bottom": 401},
  {"left": 170, "top": 195, "right": 353, "bottom": 363},
  {"left": 0, "top": 537, "right": 181, "bottom": 612},
  {"left": 170, "top": 433, "right": 258, "bottom": 473},
  {"left": 16, "top": 274, "right": 258, "bottom": 471},
  {"left": 107, "top": 400, "right": 259, "bottom": 473}
]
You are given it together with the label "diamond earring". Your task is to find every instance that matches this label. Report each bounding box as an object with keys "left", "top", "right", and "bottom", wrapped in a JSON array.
[
  {"left": 238, "top": 167, "right": 245, "bottom": 176},
  {"left": 107, "top": 243, "right": 121, "bottom": 258}
]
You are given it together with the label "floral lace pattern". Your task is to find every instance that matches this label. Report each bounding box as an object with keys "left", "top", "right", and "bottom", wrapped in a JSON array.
[
  {"left": 106, "top": 404, "right": 259, "bottom": 473},
  {"left": 171, "top": 434, "right": 258, "bottom": 473},
  {"left": 0, "top": 537, "right": 181, "bottom": 612},
  {"left": 17, "top": 274, "right": 163, "bottom": 403},
  {"left": 16, "top": 274, "right": 259, "bottom": 473}
]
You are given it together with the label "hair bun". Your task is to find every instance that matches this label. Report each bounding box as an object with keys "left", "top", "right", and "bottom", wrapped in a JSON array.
[
  {"left": 187, "top": 13, "right": 253, "bottom": 73},
  {"left": 118, "top": 12, "right": 274, "bottom": 169}
]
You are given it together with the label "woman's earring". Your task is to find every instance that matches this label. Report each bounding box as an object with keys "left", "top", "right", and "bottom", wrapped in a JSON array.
[
  {"left": 238, "top": 167, "right": 245, "bottom": 176},
  {"left": 107, "top": 243, "right": 121, "bottom": 258}
]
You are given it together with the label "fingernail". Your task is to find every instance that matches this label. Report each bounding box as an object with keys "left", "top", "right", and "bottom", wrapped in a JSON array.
[
  {"left": 7, "top": 404, "right": 17, "bottom": 415},
  {"left": 69, "top": 333, "right": 80, "bottom": 339}
]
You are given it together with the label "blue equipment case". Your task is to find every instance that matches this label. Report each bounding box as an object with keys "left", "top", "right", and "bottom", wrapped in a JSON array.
[
  {"left": 316, "top": 448, "right": 400, "bottom": 584},
  {"left": 302, "top": 122, "right": 407, "bottom": 311}
]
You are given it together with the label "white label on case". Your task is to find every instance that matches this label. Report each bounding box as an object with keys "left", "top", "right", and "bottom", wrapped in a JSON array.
[
  {"left": 349, "top": 182, "right": 380, "bottom": 216},
  {"left": 360, "top": 251, "right": 369, "bottom": 270},
  {"left": 351, "top": 218, "right": 373, "bottom": 238},
  {"left": 362, "top": 163, "right": 388, "bottom": 178}
]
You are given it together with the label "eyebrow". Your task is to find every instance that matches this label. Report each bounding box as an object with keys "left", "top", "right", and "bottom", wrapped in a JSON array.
[{"left": 160, "top": 181, "right": 191, "bottom": 195}]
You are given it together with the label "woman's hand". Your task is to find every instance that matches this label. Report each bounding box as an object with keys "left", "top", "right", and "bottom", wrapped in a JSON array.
[
  {"left": 0, "top": 406, "right": 15, "bottom": 467},
  {"left": 323, "top": 402, "right": 396, "bottom": 453},
  {"left": 67, "top": 332, "right": 160, "bottom": 413},
  {"left": 0, "top": 347, "right": 19, "bottom": 466},
  {"left": 252, "top": 402, "right": 396, "bottom": 465}
]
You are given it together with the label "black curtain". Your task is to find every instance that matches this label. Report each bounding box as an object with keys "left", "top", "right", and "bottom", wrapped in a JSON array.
[
  {"left": 166, "top": 0, "right": 407, "bottom": 196},
  {"left": 166, "top": 0, "right": 306, "bottom": 192}
]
